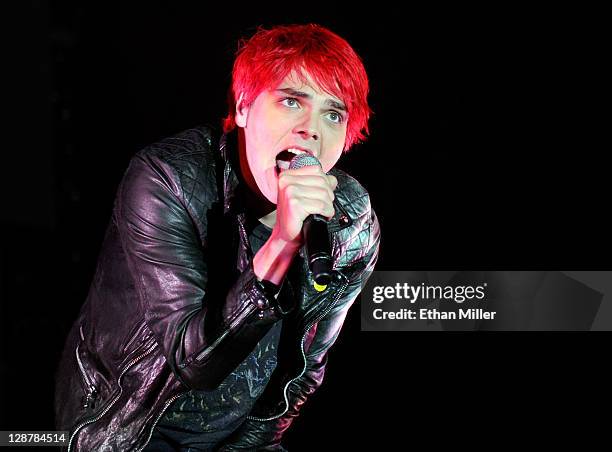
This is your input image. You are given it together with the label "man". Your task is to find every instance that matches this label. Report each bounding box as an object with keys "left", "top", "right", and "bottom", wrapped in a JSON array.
[{"left": 55, "top": 24, "right": 380, "bottom": 451}]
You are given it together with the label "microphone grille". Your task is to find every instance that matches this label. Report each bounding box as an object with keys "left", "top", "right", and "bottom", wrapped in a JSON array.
[{"left": 289, "top": 153, "right": 321, "bottom": 170}]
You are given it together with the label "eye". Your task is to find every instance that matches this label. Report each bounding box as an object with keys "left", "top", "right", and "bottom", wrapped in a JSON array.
[
  {"left": 281, "top": 97, "right": 300, "bottom": 108},
  {"left": 326, "top": 111, "right": 345, "bottom": 124}
]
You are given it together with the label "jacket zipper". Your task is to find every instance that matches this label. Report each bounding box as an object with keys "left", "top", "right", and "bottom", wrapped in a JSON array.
[
  {"left": 75, "top": 343, "right": 97, "bottom": 409},
  {"left": 193, "top": 214, "right": 257, "bottom": 363},
  {"left": 237, "top": 216, "right": 247, "bottom": 245},
  {"left": 140, "top": 217, "right": 257, "bottom": 449},
  {"left": 247, "top": 274, "right": 349, "bottom": 422},
  {"left": 67, "top": 342, "right": 157, "bottom": 452},
  {"left": 76, "top": 326, "right": 97, "bottom": 409},
  {"left": 136, "top": 391, "right": 185, "bottom": 452},
  {"left": 194, "top": 301, "right": 257, "bottom": 362}
]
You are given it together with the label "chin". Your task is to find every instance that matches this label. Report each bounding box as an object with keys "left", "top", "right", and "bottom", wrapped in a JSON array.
[
  {"left": 265, "top": 191, "right": 278, "bottom": 205},
  {"left": 255, "top": 179, "right": 276, "bottom": 205},
  {"left": 263, "top": 172, "right": 278, "bottom": 204}
]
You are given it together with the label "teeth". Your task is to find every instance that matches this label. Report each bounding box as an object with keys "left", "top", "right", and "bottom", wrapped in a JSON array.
[{"left": 287, "top": 148, "right": 307, "bottom": 155}]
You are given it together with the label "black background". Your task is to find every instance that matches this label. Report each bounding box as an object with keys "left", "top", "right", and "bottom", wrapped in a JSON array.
[{"left": 1, "top": 2, "right": 607, "bottom": 449}]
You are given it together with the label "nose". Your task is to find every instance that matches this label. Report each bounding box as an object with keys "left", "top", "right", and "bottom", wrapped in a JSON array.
[{"left": 293, "top": 112, "right": 320, "bottom": 142}]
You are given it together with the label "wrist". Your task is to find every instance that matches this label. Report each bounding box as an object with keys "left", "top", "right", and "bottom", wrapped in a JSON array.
[
  {"left": 253, "top": 229, "right": 300, "bottom": 285},
  {"left": 269, "top": 227, "right": 302, "bottom": 254}
]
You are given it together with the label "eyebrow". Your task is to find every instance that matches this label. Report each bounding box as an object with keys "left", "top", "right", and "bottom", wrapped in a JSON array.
[{"left": 275, "top": 88, "right": 347, "bottom": 112}]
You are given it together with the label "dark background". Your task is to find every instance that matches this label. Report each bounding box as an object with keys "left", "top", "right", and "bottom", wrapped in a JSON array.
[{"left": 1, "top": 1, "right": 607, "bottom": 449}]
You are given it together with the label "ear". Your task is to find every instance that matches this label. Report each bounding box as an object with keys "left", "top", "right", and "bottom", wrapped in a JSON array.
[{"left": 235, "top": 92, "right": 249, "bottom": 128}]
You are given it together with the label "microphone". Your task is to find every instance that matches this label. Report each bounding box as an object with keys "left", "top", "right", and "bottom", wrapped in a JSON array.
[{"left": 277, "top": 152, "right": 333, "bottom": 291}]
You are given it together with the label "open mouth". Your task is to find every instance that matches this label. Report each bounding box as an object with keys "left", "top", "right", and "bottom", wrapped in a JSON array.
[{"left": 275, "top": 148, "right": 311, "bottom": 172}]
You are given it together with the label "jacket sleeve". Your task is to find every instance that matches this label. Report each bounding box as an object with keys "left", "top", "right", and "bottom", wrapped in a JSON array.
[
  {"left": 217, "top": 204, "right": 381, "bottom": 451},
  {"left": 116, "top": 151, "right": 284, "bottom": 391}
]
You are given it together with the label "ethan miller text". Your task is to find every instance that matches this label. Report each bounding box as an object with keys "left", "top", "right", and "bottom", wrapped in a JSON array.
[
  {"left": 421, "top": 308, "right": 496, "bottom": 320},
  {"left": 372, "top": 308, "right": 497, "bottom": 320}
]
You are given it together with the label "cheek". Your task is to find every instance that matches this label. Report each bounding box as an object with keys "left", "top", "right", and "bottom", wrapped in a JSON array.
[
  {"left": 321, "top": 134, "right": 346, "bottom": 172},
  {"left": 321, "top": 151, "right": 342, "bottom": 173},
  {"left": 253, "top": 109, "right": 285, "bottom": 142}
]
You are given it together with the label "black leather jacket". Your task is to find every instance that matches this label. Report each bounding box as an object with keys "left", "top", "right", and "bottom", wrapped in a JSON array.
[{"left": 55, "top": 126, "right": 380, "bottom": 451}]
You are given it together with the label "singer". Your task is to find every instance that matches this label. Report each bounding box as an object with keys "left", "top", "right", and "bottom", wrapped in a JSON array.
[{"left": 55, "top": 24, "right": 380, "bottom": 451}]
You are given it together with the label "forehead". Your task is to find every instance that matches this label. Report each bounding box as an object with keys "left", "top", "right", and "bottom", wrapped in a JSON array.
[{"left": 271, "top": 70, "right": 345, "bottom": 105}]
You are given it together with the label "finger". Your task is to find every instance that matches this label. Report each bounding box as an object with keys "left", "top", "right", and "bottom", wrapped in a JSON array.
[
  {"left": 328, "top": 175, "right": 338, "bottom": 191},
  {"left": 301, "top": 188, "right": 335, "bottom": 206},
  {"left": 279, "top": 174, "right": 335, "bottom": 197},
  {"left": 280, "top": 174, "right": 329, "bottom": 186},
  {"left": 285, "top": 183, "right": 334, "bottom": 203},
  {"left": 300, "top": 198, "right": 336, "bottom": 219}
]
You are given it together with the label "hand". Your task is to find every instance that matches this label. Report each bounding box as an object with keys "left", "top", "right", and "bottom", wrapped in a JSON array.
[{"left": 274, "top": 165, "right": 338, "bottom": 246}]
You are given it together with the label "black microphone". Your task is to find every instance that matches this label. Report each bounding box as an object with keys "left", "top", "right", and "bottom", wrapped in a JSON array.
[{"left": 277, "top": 152, "right": 333, "bottom": 291}]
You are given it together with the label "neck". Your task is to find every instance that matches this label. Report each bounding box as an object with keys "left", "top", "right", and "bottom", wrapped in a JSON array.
[{"left": 236, "top": 128, "right": 276, "bottom": 224}]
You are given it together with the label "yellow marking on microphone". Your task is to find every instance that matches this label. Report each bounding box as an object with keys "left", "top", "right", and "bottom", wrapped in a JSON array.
[{"left": 314, "top": 282, "right": 328, "bottom": 292}]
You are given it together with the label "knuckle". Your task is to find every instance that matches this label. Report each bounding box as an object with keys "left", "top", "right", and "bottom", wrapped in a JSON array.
[
  {"left": 278, "top": 173, "right": 289, "bottom": 188},
  {"left": 285, "top": 184, "right": 297, "bottom": 197},
  {"left": 319, "top": 187, "right": 331, "bottom": 201}
]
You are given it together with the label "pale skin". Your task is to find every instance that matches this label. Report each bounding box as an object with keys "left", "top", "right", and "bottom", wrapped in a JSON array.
[{"left": 235, "top": 72, "right": 347, "bottom": 285}]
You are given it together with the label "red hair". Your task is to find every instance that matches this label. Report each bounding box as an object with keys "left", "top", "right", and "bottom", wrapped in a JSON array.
[{"left": 223, "top": 24, "right": 371, "bottom": 151}]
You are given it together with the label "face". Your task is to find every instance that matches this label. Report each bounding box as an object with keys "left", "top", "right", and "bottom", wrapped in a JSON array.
[{"left": 235, "top": 71, "right": 348, "bottom": 204}]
